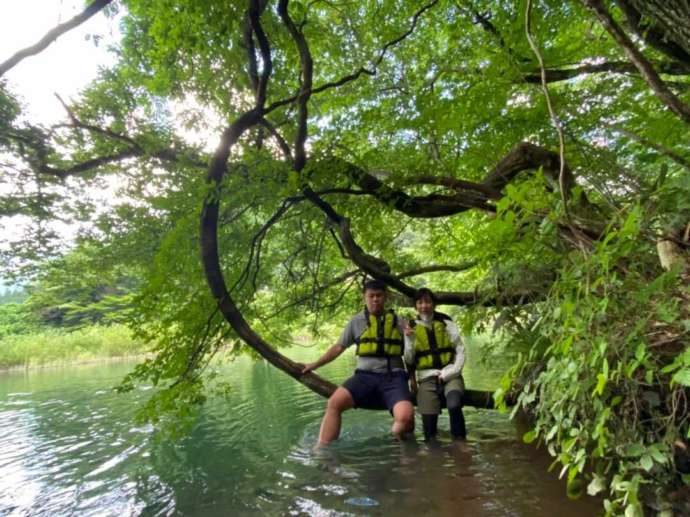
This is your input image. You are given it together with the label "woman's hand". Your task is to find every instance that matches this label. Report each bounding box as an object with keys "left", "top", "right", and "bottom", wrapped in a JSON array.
[
  {"left": 409, "top": 377, "right": 418, "bottom": 395},
  {"left": 403, "top": 321, "right": 415, "bottom": 336}
]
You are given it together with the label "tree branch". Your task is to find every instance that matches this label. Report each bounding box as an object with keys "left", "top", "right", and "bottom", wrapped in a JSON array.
[
  {"left": 523, "top": 60, "right": 690, "bottom": 84},
  {"left": 409, "top": 175, "right": 503, "bottom": 199},
  {"left": 320, "top": 142, "right": 573, "bottom": 219},
  {"left": 397, "top": 263, "right": 478, "bottom": 278},
  {"left": 0, "top": 0, "right": 114, "bottom": 77},
  {"left": 615, "top": 0, "right": 690, "bottom": 69},
  {"left": 263, "top": 0, "right": 439, "bottom": 114},
  {"left": 582, "top": 0, "right": 690, "bottom": 125}
]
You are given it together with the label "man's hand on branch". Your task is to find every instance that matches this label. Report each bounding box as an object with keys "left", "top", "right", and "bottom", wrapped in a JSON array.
[{"left": 301, "top": 362, "right": 318, "bottom": 375}]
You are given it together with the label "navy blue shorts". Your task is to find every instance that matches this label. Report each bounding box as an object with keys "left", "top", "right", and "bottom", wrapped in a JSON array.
[{"left": 342, "top": 370, "right": 412, "bottom": 410}]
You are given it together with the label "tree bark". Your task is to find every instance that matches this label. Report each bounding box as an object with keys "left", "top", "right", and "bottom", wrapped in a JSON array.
[
  {"left": 582, "top": 0, "right": 690, "bottom": 124},
  {"left": 619, "top": 0, "right": 690, "bottom": 65}
]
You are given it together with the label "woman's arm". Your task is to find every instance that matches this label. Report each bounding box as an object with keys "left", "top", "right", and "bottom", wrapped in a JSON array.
[{"left": 440, "top": 321, "right": 465, "bottom": 381}]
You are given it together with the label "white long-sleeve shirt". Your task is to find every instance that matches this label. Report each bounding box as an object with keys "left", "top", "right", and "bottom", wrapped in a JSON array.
[{"left": 404, "top": 313, "right": 465, "bottom": 382}]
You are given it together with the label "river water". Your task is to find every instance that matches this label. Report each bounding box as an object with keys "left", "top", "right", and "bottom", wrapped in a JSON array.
[{"left": 0, "top": 352, "right": 601, "bottom": 516}]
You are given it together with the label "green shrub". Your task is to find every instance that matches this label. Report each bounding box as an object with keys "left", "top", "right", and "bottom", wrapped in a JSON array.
[{"left": 0, "top": 324, "right": 147, "bottom": 369}]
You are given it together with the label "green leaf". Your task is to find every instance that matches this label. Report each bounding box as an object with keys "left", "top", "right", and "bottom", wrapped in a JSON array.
[
  {"left": 523, "top": 430, "right": 538, "bottom": 444},
  {"left": 587, "top": 475, "right": 607, "bottom": 496},
  {"left": 640, "top": 454, "right": 653, "bottom": 472},
  {"left": 624, "top": 444, "right": 645, "bottom": 457},
  {"left": 648, "top": 445, "right": 667, "bottom": 464},
  {"left": 672, "top": 368, "right": 690, "bottom": 386},
  {"left": 566, "top": 477, "right": 583, "bottom": 500},
  {"left": 592, "top": 372, "right": 607, "bottom": 397}
]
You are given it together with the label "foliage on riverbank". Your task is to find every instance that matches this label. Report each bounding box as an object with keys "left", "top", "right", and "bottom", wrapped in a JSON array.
[
  {"left": 488, "top": 176, "right": 690, "bottom": 516},
  {"left": 0, "top": 324, "right": 146, "bottom": 370}
]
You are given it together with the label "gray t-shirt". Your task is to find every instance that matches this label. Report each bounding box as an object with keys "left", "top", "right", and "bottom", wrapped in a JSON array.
[{"left": 337, "top": 310, "right": 406, "bottom": 372}]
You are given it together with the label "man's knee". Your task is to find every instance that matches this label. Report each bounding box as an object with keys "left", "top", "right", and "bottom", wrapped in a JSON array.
[
  {"left": 327, "top": 387, "right": 354, "bottom": 412},
  {"left": 392, "top": 400, "right": 415, "bottom": 424}
]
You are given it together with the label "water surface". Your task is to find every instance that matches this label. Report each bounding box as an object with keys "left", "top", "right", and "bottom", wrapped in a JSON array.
[{"left": 0, "top": 353, "right": 601, "bottom": 516}]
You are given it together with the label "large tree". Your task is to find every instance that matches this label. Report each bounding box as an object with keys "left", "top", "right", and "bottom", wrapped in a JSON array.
[{"left": 1, "top": 0, "right": 689, "bottom": 513}]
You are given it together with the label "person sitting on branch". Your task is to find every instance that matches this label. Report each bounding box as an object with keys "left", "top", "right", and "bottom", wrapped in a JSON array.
[
  {"left": 404, "top": 288, "right": 467, "bottom": 441},
  {"left": 302, "top": 279, "right": 415, "bottom": 446}
]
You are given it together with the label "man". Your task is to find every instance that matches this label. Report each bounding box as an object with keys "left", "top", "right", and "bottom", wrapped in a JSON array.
[{"left": 301, "top": 279, "right": 415, "bottom": 446}]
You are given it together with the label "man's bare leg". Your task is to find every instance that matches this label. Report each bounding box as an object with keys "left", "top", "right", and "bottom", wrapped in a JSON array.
[
  {"left": 318, "top": 387, "right": 355, "bottom": 446},
  {"left": 391, "top": 400, "right": 415, "bottom": 440}
]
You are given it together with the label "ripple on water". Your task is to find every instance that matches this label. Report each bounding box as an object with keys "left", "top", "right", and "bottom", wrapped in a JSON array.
[{"left": 1, "top": 359, "right": 604, "bottom": 517}]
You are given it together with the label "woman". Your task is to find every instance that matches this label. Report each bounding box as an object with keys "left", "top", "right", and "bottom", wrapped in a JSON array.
[{"left": 404, "top": 288, "right": 466, "bottom": 441}]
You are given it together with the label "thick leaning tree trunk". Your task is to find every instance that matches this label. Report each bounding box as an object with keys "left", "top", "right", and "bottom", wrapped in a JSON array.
[
  {"left": 197, "top": 0, "right": 501, "bottom": 411},
  {"left": 198, "top": 115, "right": 500, "bottom": 410},
  {"left": 200, "top": 194, "right": 499, "bottom": 409},
  {"left": 626, "top": 0, "right": 690, "bottom": 59}
]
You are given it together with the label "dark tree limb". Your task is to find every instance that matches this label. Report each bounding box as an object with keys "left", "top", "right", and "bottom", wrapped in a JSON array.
[
  {"left": 616, "top": 0, "right": 690, "bottom": 69},
  {"left": 14, "top": 96, "right": 207, "bottom": 178},
  {"left": 199, "top": 0, "right": 500, "bottom": 407},
  {"left": 397, "top": 263, "right": 478, "bottom": 278},
  {"left": 200, "top": 0, "right": 340, "bottom": 400},
  {"left": 461, "top": 0, "right": 690, "bottom": 85},
  {"left": 264, "top": 0, "right": 439, "bottom": 114},
  {"left": 409, "top": 176, "right": 503, "bottom": 199},
  {"left": 324, "top": 142, "right": 574, "bottom": 218},
  {"left": 0, "top": 0, "right": 113, "bottom": 77},
  {"left": 333, "top": 217, "right": 537, "bottom": 307},
  {"left": 54, "top": 94, "right": 143, "bottom": 150},
  {"left": 523, "top": 60, "right": 690, "bottom": 83},
  {"left": 481, "top": 141, "right": 574, "bottom": 192},
  {"left": 327, "top": 158, "right": 496, "bottom": 216},
  {"left": 37, "top": 149, "right": 140, "bottom": 178},
  {"left": 582, "top": 0, "right": 690, "bottom": 125}
]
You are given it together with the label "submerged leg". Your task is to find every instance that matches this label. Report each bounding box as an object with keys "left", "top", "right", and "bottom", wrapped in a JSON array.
[
  {"left": 391, "top": 400, "right": 415, "bottom": 439},
  {"left": 446, "top": 389, "right": 466, "bottom": 439},
  {"left": 422, "top": 414, "right": 439, "bottom": 441},
  {"left": 318, "top": 387, "right": 354, "bottom": 446}
]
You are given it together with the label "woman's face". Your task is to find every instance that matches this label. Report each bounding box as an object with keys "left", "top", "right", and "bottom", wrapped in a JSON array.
[{"left": 415, "top": 295, "right": 434, "bottom": 316}]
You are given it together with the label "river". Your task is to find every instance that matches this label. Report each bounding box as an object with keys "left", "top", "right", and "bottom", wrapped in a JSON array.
[{"left": 0, "top": 351, "right": 601, "bottom": 516}]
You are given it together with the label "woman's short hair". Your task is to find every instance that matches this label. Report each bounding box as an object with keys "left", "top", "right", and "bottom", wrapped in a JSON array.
[{"left": 413, "top": 287, "right": 436, "bottom": 304}]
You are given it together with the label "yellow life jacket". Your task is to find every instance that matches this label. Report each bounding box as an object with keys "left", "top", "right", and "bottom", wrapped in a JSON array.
[
  {"left": 413, "top": 314, "right": 455, "bottom": 369},
  {"left": 355, "top": 308, "right": 403, "bottom": 358}
]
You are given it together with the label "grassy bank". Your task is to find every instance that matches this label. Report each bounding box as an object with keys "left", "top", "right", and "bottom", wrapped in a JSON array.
[{"left": 0, "top": 325, "right": 147, "bottom": 370}]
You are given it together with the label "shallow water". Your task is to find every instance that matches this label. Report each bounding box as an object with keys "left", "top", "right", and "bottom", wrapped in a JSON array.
[{"left": 0, "top": 353, "right": 601, "bottom": 516}]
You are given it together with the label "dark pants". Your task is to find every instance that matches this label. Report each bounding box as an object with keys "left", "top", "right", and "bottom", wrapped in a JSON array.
[
  {"left": 342, "top": 370, "right": 412, "bottom": 410},
  {"left": 420, "top": 378, "right": 466, "bottom": 440}
]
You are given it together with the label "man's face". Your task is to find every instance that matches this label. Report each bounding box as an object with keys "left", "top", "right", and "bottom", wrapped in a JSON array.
[{"left": 363, "top": 288, "right": 386, "bottom": 315}]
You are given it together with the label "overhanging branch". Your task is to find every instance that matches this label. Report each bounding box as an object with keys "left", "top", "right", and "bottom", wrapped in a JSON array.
[
  {"left": 582, "top": 0, "right": 690, "bottom": 125},
  {"left": 0, "top": 0, "right": 114, "bottom": 77}
]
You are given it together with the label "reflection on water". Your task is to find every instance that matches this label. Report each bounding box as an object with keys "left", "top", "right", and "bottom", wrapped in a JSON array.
[{"left": 0, "top": 354, "right": 601, "bottom": 516}]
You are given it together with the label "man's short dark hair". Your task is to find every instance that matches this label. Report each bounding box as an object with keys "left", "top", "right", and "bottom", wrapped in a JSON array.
[{"left": 362, "top": 279, "right": 387, "bottom": 293}]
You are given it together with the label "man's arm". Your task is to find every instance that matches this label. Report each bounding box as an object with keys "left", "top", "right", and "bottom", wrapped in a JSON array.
[{"left": 301, "top": 344, "right": 347, "bottom": 374}]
